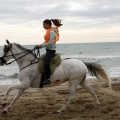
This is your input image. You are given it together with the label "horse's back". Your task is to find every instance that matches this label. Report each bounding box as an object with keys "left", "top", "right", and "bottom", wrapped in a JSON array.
[
  {"left": 61, "top": 58, "right": 86, "bottom": 69},
  {"left": 54, "top": 58, "right": 87, "bottom": 78}
]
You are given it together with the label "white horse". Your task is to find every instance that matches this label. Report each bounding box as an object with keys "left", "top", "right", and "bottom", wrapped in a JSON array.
[{"left": 0, "top": 40, "right": 111, "bottom": 114}]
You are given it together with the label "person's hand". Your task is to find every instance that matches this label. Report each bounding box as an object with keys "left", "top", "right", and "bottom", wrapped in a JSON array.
[
  {"left": 34, "top": 45, "right": 39, "bottom": 50},
  {"left": 39, "top": 45, "right": 43, "bottom": 48}
]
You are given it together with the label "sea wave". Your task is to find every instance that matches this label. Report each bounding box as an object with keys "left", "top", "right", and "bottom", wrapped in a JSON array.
[
  {"left": 62, "top": 54, "right": 120, "bottom": 61},
  {"left": 0, "top": 73, "right": 18, "bottom": 80}
]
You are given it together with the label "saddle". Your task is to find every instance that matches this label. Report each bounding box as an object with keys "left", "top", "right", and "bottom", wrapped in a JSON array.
[{"left": 38, "top": 54, "right": 61, "bottom": 75}]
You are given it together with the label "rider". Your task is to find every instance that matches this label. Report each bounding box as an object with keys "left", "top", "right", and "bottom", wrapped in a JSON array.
[{"left": 35, "top": 19, "right": 63, "bottom": 85}]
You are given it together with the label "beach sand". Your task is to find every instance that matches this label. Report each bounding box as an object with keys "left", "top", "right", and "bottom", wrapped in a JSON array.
[{"left": 0, "top": 77, "right": 120, "bottom": 120}]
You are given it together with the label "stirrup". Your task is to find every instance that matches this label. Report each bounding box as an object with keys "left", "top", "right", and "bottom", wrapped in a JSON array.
[{"left": 42, "top": 79, "right": 51, "bottom": 85}]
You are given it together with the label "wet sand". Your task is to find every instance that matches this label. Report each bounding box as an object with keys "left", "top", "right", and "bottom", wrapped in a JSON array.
[{"left": 0, "top": 77, "right": 120, "bottom": 120}]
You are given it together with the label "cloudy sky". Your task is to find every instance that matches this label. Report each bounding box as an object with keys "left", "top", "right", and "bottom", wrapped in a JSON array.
[{"left": 0, "top": 0, "right": 120, "bottom": 45}]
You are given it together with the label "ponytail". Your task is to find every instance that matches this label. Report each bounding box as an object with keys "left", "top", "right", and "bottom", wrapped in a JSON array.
[
  {"left": 50, "top": 19, "right": 63, "bottom": 27},
  {"left": 43, "top": 19, "right": 63, "bottom": 27}
]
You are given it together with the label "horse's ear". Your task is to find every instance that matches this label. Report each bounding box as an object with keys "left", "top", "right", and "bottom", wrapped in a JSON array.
[{"left": 6, "top": 39, "right": 10, "bottom": 45}]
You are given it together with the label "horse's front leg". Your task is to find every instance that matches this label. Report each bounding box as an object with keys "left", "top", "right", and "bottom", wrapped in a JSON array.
[
  {"left": 2, "top": 82, "right": 30, "bottom": 113},
  {"left": 2, "top": 83, "right": 24, "bottom": 107},
  {"left": 2, "top": 84, "right": 18, "bottom": 108},
  {"left": 2, "top": 89, "right": 25, "bottom": 114},
  {"left": 2, "top": 87, "right": 12, "bottom": 108}
]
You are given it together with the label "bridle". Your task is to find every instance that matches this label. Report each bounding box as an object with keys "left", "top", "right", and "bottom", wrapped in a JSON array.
[
  {"left": 0, "top": 44, "right": 40, "bottom": 70},
  {"left": 0, "top": 44, "right": 13, "bottom": 65}
]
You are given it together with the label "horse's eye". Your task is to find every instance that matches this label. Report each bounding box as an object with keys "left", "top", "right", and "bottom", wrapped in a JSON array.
[{"left": 3, "top": 47, "right": 9, "bottom": 52}]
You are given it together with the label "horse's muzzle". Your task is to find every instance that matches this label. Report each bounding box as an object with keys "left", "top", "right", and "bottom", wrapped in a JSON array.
[{"left": 0, "top": 57, "right": 6, "bottom": 66}]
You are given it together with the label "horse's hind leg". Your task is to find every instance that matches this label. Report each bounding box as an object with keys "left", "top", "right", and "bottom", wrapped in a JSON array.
[
  {"left": 57, "top": 79, "right": 79, "bottom": 113},
  {"left": 80, "top": 80, "right": 100, "bottom": 106}
]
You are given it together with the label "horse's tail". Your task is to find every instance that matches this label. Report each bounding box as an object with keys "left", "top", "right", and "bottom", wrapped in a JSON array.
[{"left": 84, "top": 62, "right": 112, "bottom": 89}]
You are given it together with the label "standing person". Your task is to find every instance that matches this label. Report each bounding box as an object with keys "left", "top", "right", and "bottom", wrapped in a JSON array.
[{"left": 35, "top": 19, "right": 63, "bottom": 85}]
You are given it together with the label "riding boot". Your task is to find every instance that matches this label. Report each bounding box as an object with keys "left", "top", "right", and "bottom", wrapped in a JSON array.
[
  {"left": 42, "top": 65, "right": 51, "bottom": 85},
  {"left": 42, "top": 79, "right": 51, "bottom": 85}
]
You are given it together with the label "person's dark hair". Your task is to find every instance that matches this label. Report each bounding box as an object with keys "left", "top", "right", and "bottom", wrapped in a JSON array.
[{"left": 43, "top": 19, "right": 63, "bottom": 27}]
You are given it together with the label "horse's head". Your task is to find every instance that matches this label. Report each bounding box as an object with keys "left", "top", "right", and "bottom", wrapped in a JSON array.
[
  {"left": 0, "top": 40, "right": 13, "bottom": 66},
  {"left": 0, "top": 40, "right": 37, "bottom": 66}
]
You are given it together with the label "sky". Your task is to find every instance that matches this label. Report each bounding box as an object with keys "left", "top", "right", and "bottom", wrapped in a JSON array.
[{"left": 0, "top": 0, "right": 120, "bottom": 45}]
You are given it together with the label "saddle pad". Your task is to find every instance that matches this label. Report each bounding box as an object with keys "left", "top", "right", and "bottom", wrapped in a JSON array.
[{"left": 38, "top": 54, "right": 61, "bottom": 75}]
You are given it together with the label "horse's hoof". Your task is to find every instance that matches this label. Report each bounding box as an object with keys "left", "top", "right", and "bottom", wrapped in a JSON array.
[
  {"left": 2, "top": 103, "right": 7, "bottom": 108},
  {"left": 53, "top": 110, "right": 62, "bottom": 114},
  {"left": 2, "top": 110, "right": 7, "bottom": 114},
  {"left": 94, "top": 102, "right": 100, "bottom": 107},
  {"left": 53, "top": 111, "right": 59, "bottom": 114}
]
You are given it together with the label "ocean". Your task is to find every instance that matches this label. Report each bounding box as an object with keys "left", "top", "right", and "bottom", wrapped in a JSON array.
[{"left": 0, "top": 42, "right": 120, "bottom": 85}]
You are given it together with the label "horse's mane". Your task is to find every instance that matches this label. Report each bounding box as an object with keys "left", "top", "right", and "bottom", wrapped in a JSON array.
[
  {"left": 14, "top": 43, "right": 29, "bottom": 51},
  {"left": 14, "top": 43, "right": 36, "bottom": 56}
]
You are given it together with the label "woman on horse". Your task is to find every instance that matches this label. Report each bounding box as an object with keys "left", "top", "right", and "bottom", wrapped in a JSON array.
[{"left": 35, "top": 19, "right": 63, "bottom": 85}]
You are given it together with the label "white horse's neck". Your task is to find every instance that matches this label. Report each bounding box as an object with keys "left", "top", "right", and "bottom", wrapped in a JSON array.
[{"left": 12, "top": 43, "right": 35, "bottom": 70}]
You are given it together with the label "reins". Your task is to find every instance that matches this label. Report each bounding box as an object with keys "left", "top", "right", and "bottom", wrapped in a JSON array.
[
  {"left": 0, "top": 46, "right": 40, "bottom": 70},
  {"left": 20, "top": 48, "right": 40, "bottom": 70},
  {"left": 5, "top": 51, "right": 33, "bottom": 65},
  {"left": 3, "top": 49, "right": 35, "bottom": 64}
]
